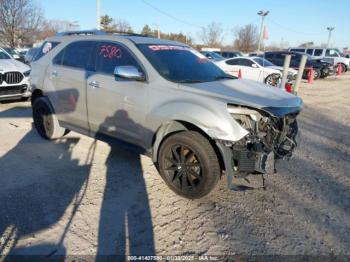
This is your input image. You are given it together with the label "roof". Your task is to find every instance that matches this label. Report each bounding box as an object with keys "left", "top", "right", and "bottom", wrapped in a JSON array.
[{"left": 52, "top": 30, "right": 188, "bottom": 47}]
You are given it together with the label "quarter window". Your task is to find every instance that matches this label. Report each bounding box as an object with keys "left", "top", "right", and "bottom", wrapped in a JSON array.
[
  {"left": 54, "top": 41, "right": 96, "bottom": 69},
  {"left": 306, "top": 49, "right": 313, "bottom": 55},
  {"left": 96, "top": 42, "right": 141, "bottom": 75},
  {"left": 34, "top": 41, "right": 60, "bottom": 62},
  {"left": 314, "top": 49, "right": 323, "bottom": 56}
]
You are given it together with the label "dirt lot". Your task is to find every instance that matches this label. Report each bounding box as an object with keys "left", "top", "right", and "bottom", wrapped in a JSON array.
[{"left": 0, "top": 74, "right": 349, "bottom": 257}]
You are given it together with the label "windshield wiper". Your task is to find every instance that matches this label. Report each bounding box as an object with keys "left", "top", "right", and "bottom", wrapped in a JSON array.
[
  {"left": 177, "top": 79, "right": 204, "bottom": 83},
  {"left": 214, "top": 75, "right": 237, "bottom": 80}
]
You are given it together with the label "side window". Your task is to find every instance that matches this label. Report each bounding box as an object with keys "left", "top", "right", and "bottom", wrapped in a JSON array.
[
  {"left": 96, "top": 42, "right": 141, "bottom": 75},
  {"left": 314, "top": 49, "right": 323, "bottom": 56},
  {"left": 226, "top": 59, "right": 239, "bottom": 66},
  {"left": 326, "top": 49, "right": 338, "bottom": 57},
  {"left": 241, "top": 59, "right": 254, "bottom": 67},
  {"left": 61, "top": 41, "right": 96, "bottom": 69},
  {"left": 265, "top": 53, "right": 274, "bottom": 60},
  {"left": 53, "top": 49, "right": 64, "bottom": 65},
  {"left": 306, "top": 49, "right": 313, "bottom": 55},
  {"left": 33, "top": 41, "right": 60, "bottom": 62}
]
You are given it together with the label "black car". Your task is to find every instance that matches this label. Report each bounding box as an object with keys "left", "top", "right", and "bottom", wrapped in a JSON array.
[
  {"left": 216, "top": 51, "right": 243, "bottom": 58},
  {"left": 263, "top": 51, "right": 334, "bottom": 80}
]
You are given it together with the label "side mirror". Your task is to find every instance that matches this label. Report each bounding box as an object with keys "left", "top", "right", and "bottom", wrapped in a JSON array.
[
  {"left": 252, "top": 63, "right": 258, "bottom": 68},
  {"left": 114, "top": 66, "right": 145, "bottom": 81}
]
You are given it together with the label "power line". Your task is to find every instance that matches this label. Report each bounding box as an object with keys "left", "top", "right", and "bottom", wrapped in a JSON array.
[
  {"left": 267, "top": 17, "right": 324, "bottom": 36},
  {"left": 140, "top": 0, "right": 202, "bottom": 28}
]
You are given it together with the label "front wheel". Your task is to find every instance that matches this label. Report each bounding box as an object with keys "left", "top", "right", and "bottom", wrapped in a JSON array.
[
  {"left": 32, "top": 97, "right": 69, "bottom": 140},
  {"left": 158, "top": 131, "right": 220, "bottom": 199}
]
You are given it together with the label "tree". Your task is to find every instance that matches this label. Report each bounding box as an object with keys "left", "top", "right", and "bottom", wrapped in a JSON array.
[
  {"left": 100, "top": 15, "right": 115, "bottom": 31},
  {"left": 233, "top": 24, "right": 259, "bottom": 52},
  {"left": 39, "top": 19, "right": 80, "bottom": 40},
  {"left": 141, "top": 24, "right": 153, "bottom": 36},
  {"left": 0, "top": 0, "right": 44, "bottom": 47},
  {"left": 114, "top": 19, "right": 134, "bottom": 33},
  {"left": 100, "top": 15, "right": 133, "bottom": 33},
  {"left": 199, "top": 22, "right": 224, "bottom": 47}
]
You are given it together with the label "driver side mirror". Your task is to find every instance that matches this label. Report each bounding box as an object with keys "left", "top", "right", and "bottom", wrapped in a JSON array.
[
  {"left": 114, "top": 66, "right": 145, "bottom": 81},
  {"left": 251, "top": 63, "right": 258, "bottom": 68}
]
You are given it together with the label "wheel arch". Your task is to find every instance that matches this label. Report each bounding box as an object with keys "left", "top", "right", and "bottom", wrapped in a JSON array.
[{"left": 151, "top": 120, "right": 225, "bottom": 172}]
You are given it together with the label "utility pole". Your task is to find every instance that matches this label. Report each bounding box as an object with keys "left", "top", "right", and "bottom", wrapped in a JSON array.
[
  {"left": 257, "top": 10, "right": 269, "bottom": 53},
  {"left": 97, "top": 0, "right": 101, "bottom": 30},
  {"left": 327, "top": 27, "right": 335, "bottom": 48}
]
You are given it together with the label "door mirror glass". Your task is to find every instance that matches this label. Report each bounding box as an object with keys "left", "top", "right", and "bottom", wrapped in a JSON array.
[
  {"left": 114, "top": 66, "right": 145, "bottom": 81},
  {"left": 251, "top": 63, "right": 258, "bottom": 68}
]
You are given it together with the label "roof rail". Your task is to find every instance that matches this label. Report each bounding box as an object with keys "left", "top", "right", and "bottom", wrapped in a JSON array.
[
  {"left": 56, "top": 30, "right": 107, "bottom": 36},
  {"left": 56, "top": 30, "right": 154, "bottom": 38}
]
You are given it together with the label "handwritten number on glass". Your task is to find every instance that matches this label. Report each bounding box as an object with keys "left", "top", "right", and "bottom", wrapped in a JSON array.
[{"left": 100, "top": 45, "right": 122, "bottom": 59}]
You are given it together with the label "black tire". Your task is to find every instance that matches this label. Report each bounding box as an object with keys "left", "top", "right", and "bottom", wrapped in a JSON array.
[
  {"left": 313, "top": 69, "right": 321, "bottom": 80},
  {"left": 340, "top": 63, "right": 347, "bottom": 73},
  {"left": 264, "top": 74, "right": 281, "bottom": 87},
  {"left": 32, "top": 97, "right": 69, "bottom": 140},
  {"left": 158, "top": 131, "right": 220, "bottom": 199}
]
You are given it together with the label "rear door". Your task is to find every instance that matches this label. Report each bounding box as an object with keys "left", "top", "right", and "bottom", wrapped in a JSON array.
[
  {"left": 46, "top": 41, "right": 95, "bottom": 131},
  {"left": 86, "top": 41, "right": 147, "bottom": 147}
]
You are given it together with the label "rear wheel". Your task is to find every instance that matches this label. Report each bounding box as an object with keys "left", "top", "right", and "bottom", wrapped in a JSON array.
[
  {"left": 158, "top": 131, "right": 220, "bottom": 199},
  {"left": 313, "top": 69, "right": 321, "bottom": 80},
  {"left": 265, "top": 74, "right": 281, "bottom": 87},
  {"left": 32, "top": 97, "right": 69, "bottom": 140}
]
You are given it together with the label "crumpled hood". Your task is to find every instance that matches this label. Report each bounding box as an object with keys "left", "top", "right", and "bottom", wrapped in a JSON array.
[
  {"left": 0, "top": 59, "right": 30, "bottom": 73},
  {"left": 182, "top": 79, "right": 303, "bottom": 117},
  {"left": 267, "top": 65, "right": 298, "bottom": 75}
]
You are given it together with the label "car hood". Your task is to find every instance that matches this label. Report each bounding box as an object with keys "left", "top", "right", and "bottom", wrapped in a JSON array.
[
  {"left": 0, "top": 59, "right": 30, "bottom": 73},
  {"left": 182, "top": 79, "right": 303, "bottom": 117}
]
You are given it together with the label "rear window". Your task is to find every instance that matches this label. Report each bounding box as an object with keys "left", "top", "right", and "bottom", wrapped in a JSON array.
[{"left": 33, "top": 41, "right": 60, "bottom": 61}]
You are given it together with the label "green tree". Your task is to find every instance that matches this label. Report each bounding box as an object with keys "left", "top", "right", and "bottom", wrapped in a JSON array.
[
  {"left": 100, "top": 15, "right": 116, "bottom": 32},
  {"left": 141, "top": 24, "right": 153, "bottom": 36}
]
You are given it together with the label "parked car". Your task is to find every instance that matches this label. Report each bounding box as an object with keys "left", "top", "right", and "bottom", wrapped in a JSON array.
[
  {"left": 216, "top": 51, "right": 243, "bottom": 59},
  {"left": 264, "top": 51, "right": 334, "bottom": 80},
  {"left": 30, "top": 30, "right": 303, "bottom": 199},
  {"left": 215, "top": 57, "right": 282, "bottom": 86},
  {"left": 288, "top": 47, "right": 350, "bottom": 72},
  {"left": 24, "top": 47, "right": 39, "bottom": 65},
  {"left": 200, "top": 51, "right": 224, "bottom": 61},
  {"left": 0, "top": 47, "right": 31, "bottom": 101},
  {"left": 1, "top": 47, "right": 26, "bottom": 63}
]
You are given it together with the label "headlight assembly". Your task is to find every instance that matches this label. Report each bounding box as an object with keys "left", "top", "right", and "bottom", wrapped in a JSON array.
[{"left": 23, "top": 70, "right": 31, "bottom": 77}]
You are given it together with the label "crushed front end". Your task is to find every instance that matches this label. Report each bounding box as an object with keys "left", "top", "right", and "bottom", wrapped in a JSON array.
[{"left": 217, "top": 105, "right": 301, "bottom": 189}]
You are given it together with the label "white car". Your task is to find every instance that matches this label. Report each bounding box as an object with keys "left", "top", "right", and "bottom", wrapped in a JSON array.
[
  {"left": 0, "top": 47, "right": 31, "bottom": 101},
  {"left": 215, "top": 57, "right": 283, "bottom": 86}
]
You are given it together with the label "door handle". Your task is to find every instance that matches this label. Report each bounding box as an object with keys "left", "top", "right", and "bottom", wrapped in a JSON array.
[
  {"left": 88, "top": 81, "right": 100, "bottom": 88},
  {"left": 51, "top": 71, "right": 58, "bottom": 77}
]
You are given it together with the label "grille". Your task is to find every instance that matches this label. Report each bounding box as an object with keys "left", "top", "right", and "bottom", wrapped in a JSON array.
[
  {"left": 0, "top": 85, "right": 27, "bottom": 96},
  {"left": 0, "top": 72, "right": 24, "bottom": 85}
]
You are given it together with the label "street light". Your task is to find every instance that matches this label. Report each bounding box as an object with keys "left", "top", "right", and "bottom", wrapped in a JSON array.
[
  {"left": 327, "top": 27, "right": 335, "bottom": 48},
  {"left": 97, "top": 0, "right": 101, "bottom": 30},
  {"left": 257, "top": 10, "right": 269, "bottom": 52}
]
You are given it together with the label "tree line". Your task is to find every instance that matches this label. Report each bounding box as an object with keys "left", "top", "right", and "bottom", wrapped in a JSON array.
[{"left": 0, "top": 0, "right": 287, "bottom": 52}]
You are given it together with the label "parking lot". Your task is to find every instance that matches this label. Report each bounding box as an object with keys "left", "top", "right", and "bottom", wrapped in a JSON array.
[{"left": 0, "top": 75, "right": 349, "bottom": 256}]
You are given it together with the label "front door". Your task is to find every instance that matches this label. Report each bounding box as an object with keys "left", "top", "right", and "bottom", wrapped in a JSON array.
[{"left": 87, "top": 41, "right": 147, "bottom": 147}]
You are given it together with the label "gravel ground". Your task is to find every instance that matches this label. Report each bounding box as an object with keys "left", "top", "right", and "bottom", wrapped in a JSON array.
[{"left": 0, "top": 74, "right": 349, "bottom": 257}]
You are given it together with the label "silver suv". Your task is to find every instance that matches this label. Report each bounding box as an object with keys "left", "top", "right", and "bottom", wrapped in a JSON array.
[{"left": 30, "top": 31, "right": 303, "bottom": 199}]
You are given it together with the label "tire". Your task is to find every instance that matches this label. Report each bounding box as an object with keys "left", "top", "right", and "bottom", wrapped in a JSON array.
[
  {"left": 32, "top": 97, "right": 69, "bottom": 140},
  {"left": 313, "top": 69, "right": 321, "bottom": 80},
  {"left": 340, "top": 63, "right": 347, "bottom": 73},
  {"left": 264, "top": 74, "right": 280, "bottom": 87},
  {"left": 158, "top": 131, "right": 220, "bottom": 199}
]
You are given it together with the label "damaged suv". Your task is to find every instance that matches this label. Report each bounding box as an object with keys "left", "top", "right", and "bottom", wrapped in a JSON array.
[{"left": 30, "top": 31, "right": 303, "bottom": 199}]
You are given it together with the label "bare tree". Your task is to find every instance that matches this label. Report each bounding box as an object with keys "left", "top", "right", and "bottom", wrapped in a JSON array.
[
  {"left": 233, "top": 24, "right": 259, "bottom": 52},
  {"left": 114, "top": 19, "right": 134, "bottom": 33},
  {"left": 199, "top": 22, "right": 224, "bottom": 47},
  {"left": 0, "top": 0, "right": 44, "bottom": 47},
  {"left": 39, "top": 19, "right": 80, "bottom": 40}
]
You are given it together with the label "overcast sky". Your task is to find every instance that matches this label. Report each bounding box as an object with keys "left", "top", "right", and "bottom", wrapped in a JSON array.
[{"left": 39, "top": 0, "right": 350, "bottom": 48}]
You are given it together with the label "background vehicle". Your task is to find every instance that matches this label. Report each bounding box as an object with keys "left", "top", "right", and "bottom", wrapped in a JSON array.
[
  {"left": 200, "top": 51, "right": 224, "bottom": 61},
  {"left": 289, "top": 47, "right": 350, "bottom": 72},
  {"left": 30, "top": 30, "right": 302, "bottom": 199},
  {"left": 24, "top": 47, "right": 39, "bottom": 65},
  {"left": 0, "top": 47, "right": 31, "bottom": 101},
  {"left": 215, "top": 51, "right": 243, "bottom": 58},
  {"left": 264, "top": 51, "right": 334, "bottom": 80},
  {"left": 215, "top": 56, "right": 282, "bottom": 86},
  {"left": 1, "top": 47, "right": 26, "bottom": 63}
]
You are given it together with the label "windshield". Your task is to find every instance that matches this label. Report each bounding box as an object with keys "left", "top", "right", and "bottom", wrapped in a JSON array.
[
  {"left": 207, "top": 52, "right": 224, "bottom": 60},
  {"left": 0, "top": 50, "right": 11, "bottom": 59},
  {"left": 253, "top": 57, "right": 275, "bottom": 67},
  {"left": 138, "top": 44, "right": 235, "bottom": 83}
]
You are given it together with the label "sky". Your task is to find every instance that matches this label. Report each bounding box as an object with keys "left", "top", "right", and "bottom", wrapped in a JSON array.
[{"left": 38, "top": 0, "right": 350, "bottom": 48}]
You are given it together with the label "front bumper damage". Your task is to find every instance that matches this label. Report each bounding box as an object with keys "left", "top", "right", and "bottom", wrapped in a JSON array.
[{"left": 217, "top": 107, "right": 300, "bottom": 190}]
